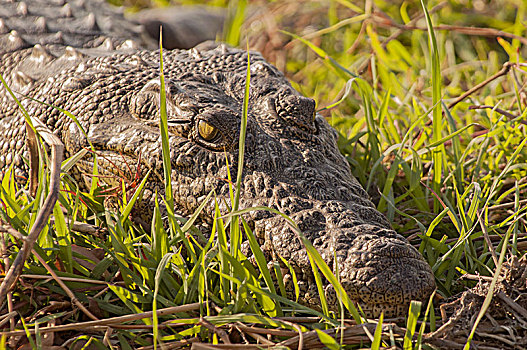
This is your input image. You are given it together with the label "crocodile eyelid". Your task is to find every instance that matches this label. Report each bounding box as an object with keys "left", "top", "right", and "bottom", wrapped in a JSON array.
[
  {"left": 167, "top": 118, "right": 190, "bottom": 125},
  {"left": 177, "top": 101, "right": 200, "bottom": 114}
]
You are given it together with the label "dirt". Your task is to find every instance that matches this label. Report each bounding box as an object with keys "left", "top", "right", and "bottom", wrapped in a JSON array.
[{"left": 425, "top": 255, "right": 527, "bottom": 349}]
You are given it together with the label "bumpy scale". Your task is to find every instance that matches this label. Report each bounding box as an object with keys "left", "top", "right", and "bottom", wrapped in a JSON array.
[{"left": 0, "top": 0, "right": 435, "bottom": 317}]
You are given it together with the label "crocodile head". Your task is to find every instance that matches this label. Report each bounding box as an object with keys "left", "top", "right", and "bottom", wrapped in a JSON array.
[{"left": 6, "top": 44, "right": 435, "bottom": 317}]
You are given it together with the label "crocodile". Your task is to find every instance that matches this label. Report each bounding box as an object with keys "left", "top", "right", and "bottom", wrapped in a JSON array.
[
  {"left": 129, "top": 5, "right": 226, "bottom": 50},
  {"left": 0, "top": 0, "right": 435, "bottom": 317}
]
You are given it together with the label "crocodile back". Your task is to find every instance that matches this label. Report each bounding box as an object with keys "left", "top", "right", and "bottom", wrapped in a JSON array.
[{"left": 0, "top": 0, "right": 154, "bottom": 55}]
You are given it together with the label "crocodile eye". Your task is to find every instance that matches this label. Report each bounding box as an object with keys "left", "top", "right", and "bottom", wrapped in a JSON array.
[{"left": 198, "top": 120, "right": 219, "bottom": 141}]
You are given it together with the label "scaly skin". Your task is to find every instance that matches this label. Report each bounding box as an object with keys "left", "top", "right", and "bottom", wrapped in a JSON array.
[{"left": 0, "top": 0, "right": 435, "bottom": 317}]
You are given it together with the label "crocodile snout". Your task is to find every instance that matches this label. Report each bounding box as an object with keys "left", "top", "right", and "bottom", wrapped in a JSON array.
[
  {"left": 263, "top": 204, "right": 436, "bottom": 318},
  {"left": 334, "top": 226, "right": 436, "bottom": 317}
]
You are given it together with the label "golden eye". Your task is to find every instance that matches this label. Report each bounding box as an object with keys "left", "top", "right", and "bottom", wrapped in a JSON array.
[{"left": 198, "top": 120, "right": 219, "bottom": 141}]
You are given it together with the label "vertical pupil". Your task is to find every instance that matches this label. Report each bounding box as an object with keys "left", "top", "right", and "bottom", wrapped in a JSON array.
[{"left": 199, "top": 121, "right": 217, "bottom": 141}]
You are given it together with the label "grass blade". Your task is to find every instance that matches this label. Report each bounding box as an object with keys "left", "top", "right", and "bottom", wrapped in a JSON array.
[
  {"left": 421, "top": 0, "right": 443, "bottom": 212},
  {"left": 371, "top": 312, "right": 384, "bottom": 350},
  {"left": 403, "top": 300, "right": 422, "bottom": 350},
  {"left": 158, "top": 28, "right": 173, "bottom": 211},
  {"left": 230, "top": 46, "right": 251, "bottom": 261}
]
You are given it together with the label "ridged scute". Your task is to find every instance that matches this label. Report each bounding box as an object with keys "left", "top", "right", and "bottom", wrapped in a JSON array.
[{"left": 0, "top": 0, "right": 151, "bottom": 55}]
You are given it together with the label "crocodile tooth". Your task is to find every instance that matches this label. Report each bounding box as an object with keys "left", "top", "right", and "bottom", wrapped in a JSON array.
[
  {"left": 30, "top": 44, "right": 53, "bottom": 63},
  {"left": 83, "top": 13, "right": 98, "bottom": 31},
  {"left": 14, "top": 71, "right": 34, "bottom": 87},
  {"left": 98, "top": 38, "right": 114, "bottom": 50},
  {"left": 61, "top": 3, "right": 73, "bottom": 18},
  {"left": 63, "top": 46, "right": 85, "bottom": 61},
  {"left": 17, "top": 2, "right": 28, "bottom": 16},
  {"left": 0, "top": 19, "right": 8, "bottom": 34},
  {"left": 34, "top": 17, "right": 47, "bottom": 33}
]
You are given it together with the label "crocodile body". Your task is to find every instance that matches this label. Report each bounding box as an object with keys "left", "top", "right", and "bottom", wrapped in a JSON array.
[{"left": 0, "top": 0, "right": 435, "bottom": 317}]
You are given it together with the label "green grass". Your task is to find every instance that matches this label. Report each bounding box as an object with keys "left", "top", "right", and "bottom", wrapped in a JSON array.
[{"left": 1, "top": 0, "right": 527, "bottom": 348}]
